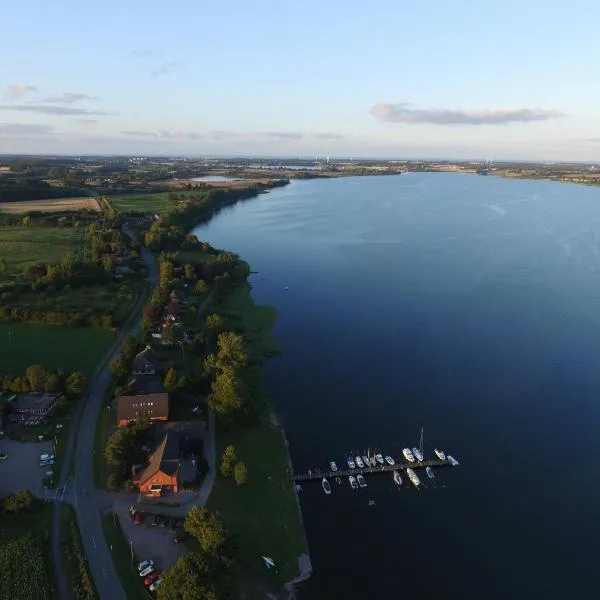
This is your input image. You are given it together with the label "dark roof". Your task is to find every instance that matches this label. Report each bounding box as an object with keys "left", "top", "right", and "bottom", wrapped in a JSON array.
[
  {"left": 127, "top": 376, "right": 165, "bottom": 395},
  {"left": 139, "top": 431, "right": 180, "bottom": 484},
  {"left": 15, "top": 393, "right": 61, "bottom": 411},
  {"left": 116, "top": 393, "right": 169, "bottom": 424},
  {"left": 166, "top": 300, "right": 181, "bottom": 316}
]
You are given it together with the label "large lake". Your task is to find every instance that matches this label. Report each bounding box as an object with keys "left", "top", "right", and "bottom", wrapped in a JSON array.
[{"left": 194, "top": 173, "right": 600, "bottom": 600}]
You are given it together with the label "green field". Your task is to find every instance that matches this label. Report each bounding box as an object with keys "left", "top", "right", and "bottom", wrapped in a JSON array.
[
  {"left": 173, "top": 249, "right": 214, "bottom": 263},
  {"left": 110, "top": 192, "right": 175, "bottom": 214},
  {"left": 0, "top": 225, "right": 86, "bottom": 275},
  {"left": 208, "top": 422, "right": 304, "bottom": 584},
  {"left": 0, "top": 323, "right": 114, "bottom": 375}
]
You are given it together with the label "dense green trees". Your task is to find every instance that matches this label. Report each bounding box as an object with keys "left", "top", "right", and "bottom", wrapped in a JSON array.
[
  {"left": 163, "top": 368, "right": 178, "bottom": 392},
  {"left": 220, "top": 445, "right": 237, "bottom": 478},
  {"left": 233, "top": 461, "right": 247, "bottom": 486},
  {"left": 105, "top": 413, "right": 152, "bottom": 482},
  {"left": 0, "top": 367, "right": 85, "bottom": 396}
]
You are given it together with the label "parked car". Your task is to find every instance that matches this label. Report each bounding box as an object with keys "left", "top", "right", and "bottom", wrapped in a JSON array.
[
  {"left": 0, "top": 453, "right": 8, "bottom": 461},
  {"left": 138, "top": 560, "right": 154, "bottom": 572},
  {"left": 152, "top": 515, "right": 161, "bottom": 526},
  {"left": 139, "top": 566, "right": 154, "bottom": 578},
  {"left": 134, "top": 511, "right": 145, "bottom": 525},
  {"left": 40, "top": 453, "right": 55, "bottom": 461},
  {"left": 173, "top": 531, "right": 189, "bottom": 544},
  {"left": 149, "top": 580, "right": 161, "bottom": 592},
  {"left": 145, "top": 573, "right": 160, "bottom": 586}
]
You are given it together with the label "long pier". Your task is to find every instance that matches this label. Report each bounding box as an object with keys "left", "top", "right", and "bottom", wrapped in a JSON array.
[{"left": 291, "top": 459, "right": 452, "bottom": 482}]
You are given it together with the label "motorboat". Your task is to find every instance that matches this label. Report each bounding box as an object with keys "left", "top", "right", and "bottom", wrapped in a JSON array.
[
  {"left": 412, "top": 447, "right": 423, "bottom": 462},
  {"left": 375, "top": 453, "right": 385, "bottom": 465},
  {"left": 349, "top": 475, "right": 358, "bottom": 490},
  {"left": 362, "top": 455, "right": 370, "bottom": 469},
  {"left": 384, "top": 455, "right": 395, "bottom": 466},
  {"left": 426, "top": 466, "right": 435, "bottom": 479},
  {"left": 369, "top": 455, "right": 377, "bottom": 467},
  {"left": 357, "top": 474, "right": 367, "bottom": 488},
  {"left": 402, "top": 448, "right": 415, "bottom": 462},
  {"left": 346, "top": 455, "right": 356, "bottom": 469},
  {"left": 434, "top": 449, "right": 446, "bottom": 461},
  {"left": 355, "top": 456, "right": 365, "bottom": 468},
  {"left": 406, "top": 468, "right": 421, "bottom": 488},
  {"left": 447, "top": 455, "right": 459, "bottom": 467},
  {"left": 330, "top": 461, "right": 338, "bottom": 472},
  {"left": 322, "top": 478, "right": 332, "bottom": 495},
  {"left": 393, "top": 470, "right": 402, "bottom": 486}
]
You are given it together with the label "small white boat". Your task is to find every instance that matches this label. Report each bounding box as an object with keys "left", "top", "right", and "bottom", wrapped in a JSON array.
[
  {"left": 447, "top": 455, "right": 459, "bottom": 466},
  {"left": 346, "top": 456, "right": 356, "bottom": 469},
  {"left": 362, "top": 455, "right": 370, "bottom": 468},
  {"left": 369, "top": 456, "right": 377, "bottom": 467},
  {"left": 434, "top": 449, "right": 446, "bottom": 461},
  {"left": 349, "top": 475, "right": 358, "bottom": 490},
  {"left": 355, "top": 456, "right": 365, "bottom": 468},
  {"left": 393, "top": 470, "right": 402, "bottom": 486},
  {"left": 412, "top": 447, "right": 423, "bottom": 462},
  {"left": 375, "top": 453, "right": 385, "bottom": 465},
  {"left": 384, "top": 455, "right": 395, "bottom": 466},
  {"left": 406, "top": 468, "right": 421, "bottom": 488},
  {"left": 330, "top": 461, "right": 338, "bottom": 472},
  {"left": 426, "top": 466, "right": 435, "bottom": 479},
  {"left": 322, "top": 478, "right": 332, "bottom": 495},
  {"left": 402, "top": 448, "right": 415, "bottom": 462},
  {"left": 357, "top": 474, "right": 367, "bottom": 488}
]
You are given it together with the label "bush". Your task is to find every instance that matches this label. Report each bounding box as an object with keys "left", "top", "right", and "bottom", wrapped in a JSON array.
[
  {"left": 233, "top": 461, "right": 247, "bottom": 486},
  {"left": 106, "top": 473, "right": 120, "bottom": 490},
  {"left": 2, "top": 489, "right": 35, "bottom": 514}
]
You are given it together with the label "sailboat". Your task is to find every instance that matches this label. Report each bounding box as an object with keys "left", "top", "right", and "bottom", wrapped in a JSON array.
[
  {"left": 393, "top": 470, "right": 402, "bottom": 486},
  {"left": 426, "top": 466, "right": 435, "bottom": 480},
  {"left": 322, "top": 478, "right": 332, "bottom": 495},
  {"left": 412, "top": 428, "right": 424, "bottom": 462}
]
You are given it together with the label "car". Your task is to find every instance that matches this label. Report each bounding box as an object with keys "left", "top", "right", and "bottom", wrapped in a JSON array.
[
  {"left": 138, "top": 559, "right": 154, "bottom": 572},
  {"left": 40, "top": 453, "right": 55, "bottom": 461},
  {"left": 134, "top": 511, "right": 145, "bottom": 525},
  {"left": 0, "top": 453, "right": 8, "bottom": 461},
  {"left": 40, "top": 460, "right": 55, "bottom": 467},
  {"left": 149, "top": 580, "right": 161, "bottom": 592},
  {"left": 152, "top": 515, "right": 161, "bottom": 526},
  {"left": 173, "top": 531, "right": 189, "bottom": 544},
  {"left": 139, "top": 566, "right": 154, "bottom": 578},
  {"left": 145, "top": 573, "right": 160, "bottom": 586}
]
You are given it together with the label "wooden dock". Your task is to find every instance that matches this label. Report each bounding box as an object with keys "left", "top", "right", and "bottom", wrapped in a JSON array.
[{"left": 291, "top": 459, "right": 452, "bottom": 482}]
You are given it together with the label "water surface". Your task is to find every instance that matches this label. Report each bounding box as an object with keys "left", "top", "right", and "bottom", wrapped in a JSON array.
[{"left": 194, "top": 173, "right": 600, "bottom": 600}]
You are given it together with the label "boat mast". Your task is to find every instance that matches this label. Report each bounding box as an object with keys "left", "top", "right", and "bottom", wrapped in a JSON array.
[{"left": 419, "top": 427, "right": 424, "bottom": 455}]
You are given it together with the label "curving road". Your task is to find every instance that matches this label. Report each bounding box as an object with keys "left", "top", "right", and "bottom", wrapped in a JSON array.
[{"left": 53, "top": 238, "right": 158, "bottom": 600}]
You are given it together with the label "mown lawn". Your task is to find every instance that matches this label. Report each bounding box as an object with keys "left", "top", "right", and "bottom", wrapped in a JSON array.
[
  {"left": 207, "top": 422, "right": 304, "bottom": 585},
  {"left": 0, "top": 323, "right": 114, "bottom": 375},
  {"left": 0, "top": 225, "right": 85, "bottom": 275},
  {"left": 110, "top": 192, "right": 174, "bottom": 215}
]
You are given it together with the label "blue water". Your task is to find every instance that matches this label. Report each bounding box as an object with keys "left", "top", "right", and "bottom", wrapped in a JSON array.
[{"left": 194, "top": 173, "right": 600, "bottom": 600}]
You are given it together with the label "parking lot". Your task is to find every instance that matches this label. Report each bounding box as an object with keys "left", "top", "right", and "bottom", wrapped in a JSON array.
[
  {"left": 0, "top": 438, "right": 55, "bottom": 497},
  {"left": 115, "top": 505, "right": 186, "bottom": 573}
]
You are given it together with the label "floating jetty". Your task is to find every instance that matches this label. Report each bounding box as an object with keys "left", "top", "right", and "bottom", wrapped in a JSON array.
[{"left": 291, "top": 458, "right": 452, "bottom": 482}]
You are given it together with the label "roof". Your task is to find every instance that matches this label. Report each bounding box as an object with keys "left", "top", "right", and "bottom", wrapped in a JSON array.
[
  {"left": 15, "top": 393, "right": 61, "bottom": 411},
  {"left": 127, "top": 376, "right": 165, "bottom": 395},
  {"left": 116, "top": 393, "right": 169, "bottom": 424},
  {"left": 139, "top": 431, "right": 180, "bottom": 485},
  {"left": 166, "top": 299, "right": 181, "bottom": 316}
]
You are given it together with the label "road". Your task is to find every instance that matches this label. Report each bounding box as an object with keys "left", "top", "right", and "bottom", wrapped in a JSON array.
[{"left": 52, "top": 239, "right": 158, "bottom": 600}]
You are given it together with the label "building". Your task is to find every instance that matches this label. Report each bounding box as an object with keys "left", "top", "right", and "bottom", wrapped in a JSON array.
[
  {"left": 15, "top": 393, "right": 61, "bottom": 417},
  {"left": 135, "top": 432, "right": 180, "bottom": 496},
  {"left": 116, "top": 393, "right": 169, "bottom": 427},
  {"left": 132, "top": 346, "right": 158, "bottom": 376}
]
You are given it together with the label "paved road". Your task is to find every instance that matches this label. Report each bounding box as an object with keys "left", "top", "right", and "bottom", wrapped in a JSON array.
[{"left": 52, "top": 240, "right": 158, "bottom": 600}]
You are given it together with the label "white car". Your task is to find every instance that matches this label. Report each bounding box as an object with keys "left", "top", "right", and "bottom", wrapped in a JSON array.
[
  {"left": 149, "top": 579, "right": 161, "bottom": 592},
  {"left": 138, "top": 559, "right": 153, "bottom": 572},
  {"left": 140, "top": 566, "right": 154, "bottom": 578},
  {"left": 40, "top": 453, "right": 55, "bottom": 461}
]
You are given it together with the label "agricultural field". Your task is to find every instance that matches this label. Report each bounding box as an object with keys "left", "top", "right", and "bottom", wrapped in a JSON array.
[
  {"left": 0, "top": 197, "right": 99, "bottom": 214},
  {"left": 109, "top": 192, "right": 175, "bottom": 214},
  {"left": 0, "top": 225, "right": 87, "bottom": 275},
  {"left": 0, "top": 322, "right": 114, "bottom": 375}
]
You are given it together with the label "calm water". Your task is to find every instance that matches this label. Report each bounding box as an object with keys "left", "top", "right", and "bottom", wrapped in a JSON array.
[{"left": 194, "top": 173, "right": 600, "bottom": 600}]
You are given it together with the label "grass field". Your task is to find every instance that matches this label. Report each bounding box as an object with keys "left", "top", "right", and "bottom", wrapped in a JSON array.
[
  {"left": 109, "top": 192, "right": 175, "bottom": 214},
  {"left": 173, "top": 249, "right": 214, "bottom": 263},
  {"left": 0, "top": 197, "right": 99, "bottom": 214},
  {"left": 207, "top": 422, "right": 304, "bottom": 585},
  {"left": 0, "top": 225, "right": 85, "bottom": 274},
  {"left": 0, "top": 323, "right": 114, "bottom": 375}
]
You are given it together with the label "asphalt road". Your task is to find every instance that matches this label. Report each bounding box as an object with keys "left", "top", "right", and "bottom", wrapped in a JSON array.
[{"left": 53, "top": 240, "right": 158, "bottom": 600}]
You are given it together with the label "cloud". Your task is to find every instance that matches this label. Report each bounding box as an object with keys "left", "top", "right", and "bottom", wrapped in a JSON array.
[
  {"left": 260, "top": 131, "right": 303, "bottom": 140},
  {"left": 131, "top": 49, "right": 159, "bottom": 58},
  {"left": 44, "top": 92, "right": 100, "bottom": 104},
  {"left": 312, "top": 132, "right": 344, "bottom": 140},
  {"left": 150, "top": 61, "right": 180, "bottom": 78},
  {"left": 6, "top": 84, "right": 37, "bottom": 99},
  {"left": 0, "top": 123, "right": 53, "bottom": 135},
  {"left": 121, "top": 129, "right": 201, "bottom": 140},
  {"left": 0, "top": 104, "right": 113, "bottom": 116},
  {"left": 370, "top": 102, "right": 565, "bottom": 126},
  {"left": 72, "top": 118, "right": 99, "bottom": 124},
  {"left": 583, "top": 137, "right": 600, "bottom": 143}
]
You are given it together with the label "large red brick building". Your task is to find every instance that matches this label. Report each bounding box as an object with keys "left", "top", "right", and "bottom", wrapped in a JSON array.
[{"left": 134, "top": 432, "right": 180, "bottom": 496}]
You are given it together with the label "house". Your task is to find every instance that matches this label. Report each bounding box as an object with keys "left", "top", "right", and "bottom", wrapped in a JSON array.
[
  {"left": 116, "top": 393, "right": 169, "bottom": 427},
  {"left": 132, "top": 346, "right": 157, "bottom": 376},
  {"left": 134, "top": 432, "right": 180, "bottom": 496},
  {"left": 164, "top": 290, "right": 182, "bottom": 322},
  {"left": 15, "top": 393, "right": 61, "bottom": 417},
  {"left": 127, "top": 376, "right": 164, "bottom": 396}
]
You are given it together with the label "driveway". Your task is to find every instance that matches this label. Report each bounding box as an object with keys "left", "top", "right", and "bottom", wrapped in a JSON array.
[
  {"left": 0, "top": 438, "right": 55, "bottom": 497},
  {"left": 114, "top": 505, "right": 186, "bottom": 572}
]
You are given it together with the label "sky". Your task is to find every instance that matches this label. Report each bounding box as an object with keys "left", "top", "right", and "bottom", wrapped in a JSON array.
[{"left": 1, "top": 0, "right": 600, "bottom": 160}]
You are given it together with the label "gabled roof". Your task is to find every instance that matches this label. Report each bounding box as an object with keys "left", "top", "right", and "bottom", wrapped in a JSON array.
[
  {"left": 139, "top": 431, "right": 180, "bottom": 485},
  {"left": 116, "top": 393, "right": 169, "bottom": 424}
]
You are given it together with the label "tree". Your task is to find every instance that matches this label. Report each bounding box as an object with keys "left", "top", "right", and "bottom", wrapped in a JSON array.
[
  {"left": 184, "top": 264, "right": 196, "bottom": 281},
  {"left": 163, "top": 368, "right": 178, "bottom": 392},
  {"left": 195, "top": 279, "right": 209, "bottom": 295},
  {"left": 184, "top": 507, "right": 228, "bottom": 556},
  {"left": 162, "top": 323, "right": 184, "bottom": 346},
  {"left": 233, "top": 462, "right": 247, "bottom": 486},
  {"left": 216, "top": 332, "right": 248, "bottom": 369},
  {"left": 204, "top": 313, "right": 225, "bottom": 340},
  {"left": 120, "top": 335, "right": 137, "bottom": 362},
  {"left": 220, "top": 445, "right": 236, "bottom": 478},
  {"left": 65, "top": 372, "right": 87, "bottom": 396},
  {"left": 159, "top": 260, "right": 174, "bottom": 283},
  {"left": 110, "top": 356, "right": 129, "bottom": 381},
  {"left": 106, "top": 473, "right": 120, "bottom": 490},
  {"left": 25, "top": 364, "right": 48, "bottom": 392},
  {"left": 2, "top": 490, "right": 34, "bottom": 514},
  {"left": 0, "top": 257, "right": 6, "bottom": 276},
  {"left": 208, "top": 367, "right": 243, "bottom": 420},
  {"left": 22, "top": 215, "right": 31, "bottom": 227}
]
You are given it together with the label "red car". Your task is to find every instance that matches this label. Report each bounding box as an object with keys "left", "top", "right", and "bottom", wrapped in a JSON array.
[
  {"left": 145, "top": 573, "right": 160, "bottom": 586},
  {"left": 133, "top": 511, "right": 145, "bottom": 525}
]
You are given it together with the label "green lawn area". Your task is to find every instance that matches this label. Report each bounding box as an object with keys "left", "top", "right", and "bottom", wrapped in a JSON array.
[
  {"left": 110, "top": 192, "right": 174, "bottom": 215},
  {"left": 101, "top": 514, "right": 151, "bottom": 600},
  {"left": 173, "top": 249, "right": 214, "bottom": 264},
  {"left": 207, "top": 422, "right": 304, "bottom": 585},
  {"left": 0, "top": 323, "right": 114, "bottom": 375},
  {"left": 0, "top": 225, "right": 85, "bottom": 275},
  {"left": 213, "top": 284, "right": 281, "bottom": 358}
]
